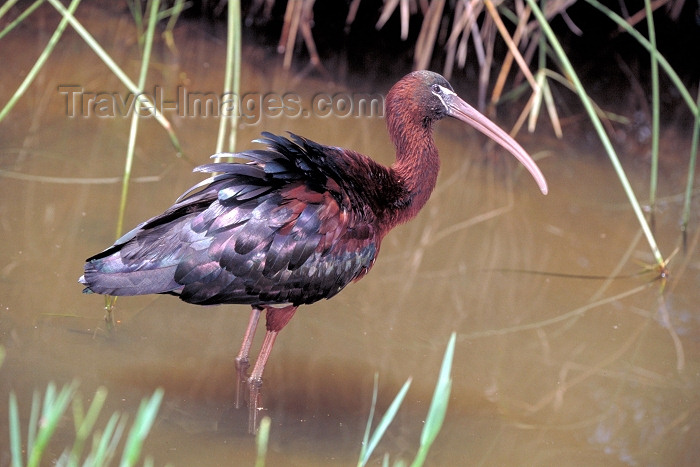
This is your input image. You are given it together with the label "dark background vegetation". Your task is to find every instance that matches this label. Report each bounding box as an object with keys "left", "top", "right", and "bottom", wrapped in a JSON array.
[
  {"left": 185, "top": 1, "right": 699, "bottom": 86},
  {"left": 161, "top": 0, "right": 700, "bottom": 146}
]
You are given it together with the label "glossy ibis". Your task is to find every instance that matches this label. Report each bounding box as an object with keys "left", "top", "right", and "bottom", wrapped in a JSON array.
[{"left": 80, "top": 70, "right": 547, "bottom": 433}]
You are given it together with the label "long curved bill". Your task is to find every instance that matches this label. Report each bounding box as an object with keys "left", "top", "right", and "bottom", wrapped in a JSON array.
[{"left": 439, "top": 87, "right": 548, "bottom": 195}]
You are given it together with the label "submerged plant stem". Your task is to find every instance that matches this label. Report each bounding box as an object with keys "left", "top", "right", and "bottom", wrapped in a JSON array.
[{"left": 462, "top": 283, "right": 651, "bottom": 339}]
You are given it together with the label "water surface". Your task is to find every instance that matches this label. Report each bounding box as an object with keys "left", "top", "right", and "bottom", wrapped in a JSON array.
[{"left": 1, "top": 5, "right": 698, "bottom": 466}]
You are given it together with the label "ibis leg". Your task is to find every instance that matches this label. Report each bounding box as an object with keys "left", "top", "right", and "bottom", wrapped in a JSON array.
[
  {"left": 247, "top": 305, "right": 298, "bottom": 434},
  {"left": 248, "top": 329, "right": 279, "bottom": 434},
  {"left": 235, "top": 306, "right": 262, "bottom": 409}
]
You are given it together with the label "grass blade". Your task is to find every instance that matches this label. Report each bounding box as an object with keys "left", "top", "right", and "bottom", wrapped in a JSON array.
[
  {"left": 90, "top": 412, "right": 129, "bottom": 467},
  {"left": 9, "top": 392, "right": 22, "bottom": 467},
  {"left": 358, "top": 373, "right": 380, "bottom": 465},
  {"left": 70, "top": 386, "right": 108, "bottom": 465},
  {"left": 29, "top": 381, "right": 78, "bottom": 467},
  {"left": 419, "top": 334, "right": 455, "bottom": 446},
  {"left": 358, "top": 377, "right": 412, "bottom": 467},
  {"left": 411, "top": 333, "right": 456, "bottom": 467},
  {"left": 120, "top": 388, "right": 164, "bottom": 467},
  {"left": 7, "top": 381, "right": 160, "bottom": 467},
  {"left": 26, "top": 389, "right": 40, "bottom": 461},
  {"left": 255, "top": 416, "right": 271, "bottom": 467}
]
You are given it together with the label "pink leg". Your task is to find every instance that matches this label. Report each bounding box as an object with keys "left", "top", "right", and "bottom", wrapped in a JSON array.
[
  {"left": 247, "top": 304, "right": 297, "bottom": 434},
  {"left": 235, "top": 306, "right": 262, "bottom": 409}
]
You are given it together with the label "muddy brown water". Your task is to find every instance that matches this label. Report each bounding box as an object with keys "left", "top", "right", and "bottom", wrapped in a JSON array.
[{"left": 1, "top": 5, "right": 699, "bottom": 466}]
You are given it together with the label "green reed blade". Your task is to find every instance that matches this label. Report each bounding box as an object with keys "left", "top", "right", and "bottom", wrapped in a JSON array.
[
  {"left": 161, "top": 0, "right": 190, "bottom": 49},
  {"left": 45, "top": 0, "right": 181, "bottom": 153},
  {"left": 0, "top": 0, "right": 80, "bottom": 123},
  {"left": 410, "top": 333, "right": 455, "bottom": 467},
  {"left": 28, "top": 382, "right": 78, "bottom": 467},
  {"left": 120, "top": 388, "right": 164, "bottom": 467},
  {"left": 645, "top": 0, "right": 660, "bottom": 225},
  {"left": 255, "top": 416, "right": 271, "bottom": 467},
  {"left": 228, "top": 0, "right": 242, "bottom": 153},
  {"left": 9, "top": 392, "right": 22, "bottom": 467},
  {"left": 0, "top": 0, "right": 44, "bottom": 41},
  {"left": 0, "top": 0, "right": 21, "bottom": 20},
  {"left": 126, "top": 0, "right": 144, "bottom": 45},
  {"left": 69, "top": 386, "right": 108, "bottom": 465},
  {"left": 91, "top": 413, "right": 129, "bottom": 467},
  {"left": 115, "top": 0, "right": 160, "bottom": 238},
  {"left": 26, "top": 389, "right": 40, "bottom": 462},
  {"left": 584, "top": 0, "right": 697, "bottom": 117},
  {"left": 158, "top": 0, "right": 190, "bottom": 22},
  {"left": 216, "top": 0, "right": 242, "bottom": 157},
  {"left": 526, "top": 0, "right": 664, "bottom": 268},
  {"left": 358, "top": 373, "right": 379, "bottom": 465},
  {"left": 358, "top": 377, "right": 412, "bottom": 467}
]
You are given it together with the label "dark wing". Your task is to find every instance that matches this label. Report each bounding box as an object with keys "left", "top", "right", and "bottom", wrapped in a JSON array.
[{"left": 81, "top": 133, "right": 386, "bottom": 306}]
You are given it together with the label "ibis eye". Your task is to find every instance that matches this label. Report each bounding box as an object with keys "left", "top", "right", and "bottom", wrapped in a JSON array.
[{"left": 432, "top": 84, "right": 441, "bottom": 94}]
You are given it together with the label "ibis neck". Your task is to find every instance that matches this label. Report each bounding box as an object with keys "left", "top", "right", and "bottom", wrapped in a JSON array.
[{"left": 388, "top": 122, "right": 440, "bottom": 227}]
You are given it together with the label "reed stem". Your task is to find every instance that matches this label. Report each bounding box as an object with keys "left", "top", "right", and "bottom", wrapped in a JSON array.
[
  {"left": 0, "top": 0, "right": 80, "bottom": 123},
  {"left": 216, "top": 0, "right": 241, "bottom": 157},
  {"left": 526, "top": 0, "right": 665, "bottom": 268},
  {"left": 0, "top": 0, "right": 43, "bottom": 41},
  {"left": 45, "top": 0, "right": 181, "bottom": 152},
  {"left": 645, "top": 0, "right": 660, "bottom": 228},
  {"left": 584, "top": 0, "right": 697, "bottom": 116},
  {"left": 115, "top": 0, "right": 160, "bottom": 238}
]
